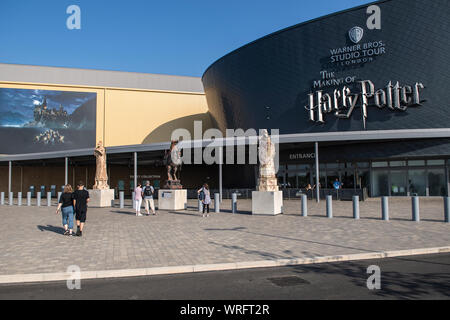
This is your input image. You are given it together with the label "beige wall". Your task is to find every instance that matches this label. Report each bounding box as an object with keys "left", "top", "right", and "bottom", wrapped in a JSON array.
[
  {"left": 0, "top": 81, "right": 212, "bottom": 149},
  {"left": 104, "top": 88, "right": 211, "bottom": 146}
]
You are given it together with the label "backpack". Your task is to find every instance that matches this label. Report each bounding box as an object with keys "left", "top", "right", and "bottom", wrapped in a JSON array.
[
  {"left": 198, "top": 189, "right": 205, "bottom": 201},
  {"left": 144, "top": 186, "right": 154, "bottom": 197}
]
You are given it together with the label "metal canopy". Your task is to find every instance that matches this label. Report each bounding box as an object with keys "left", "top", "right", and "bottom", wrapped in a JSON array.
[{"left": 1, "top": 128, "right": 450, "bottom": 163}]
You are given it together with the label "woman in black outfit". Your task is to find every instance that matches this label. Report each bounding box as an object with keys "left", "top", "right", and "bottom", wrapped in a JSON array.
[{"left": 56, "top": 185, "right": 75, "bottom": 236}]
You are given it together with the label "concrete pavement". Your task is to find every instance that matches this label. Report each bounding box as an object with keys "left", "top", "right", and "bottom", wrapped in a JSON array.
[{"left": 0, "top": 198, "right": 449, "bottom": 283}]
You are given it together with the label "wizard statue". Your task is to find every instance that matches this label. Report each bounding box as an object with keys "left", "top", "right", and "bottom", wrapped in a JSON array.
[{"left": 93, "top": 140, "right": 109, "bottom": 190}]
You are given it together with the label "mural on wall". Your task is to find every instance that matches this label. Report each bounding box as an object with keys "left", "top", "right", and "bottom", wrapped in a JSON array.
[{"left": 0, "top": 88, "right": 96, "bottom": 154}]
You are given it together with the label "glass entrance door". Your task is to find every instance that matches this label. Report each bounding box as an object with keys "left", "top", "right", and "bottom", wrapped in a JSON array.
[
  {"left": 390, "top": 170, "right": 407, "bottom": 196},
  {"left": 408, "top": 170, "right": 427, "bottom": 196}
]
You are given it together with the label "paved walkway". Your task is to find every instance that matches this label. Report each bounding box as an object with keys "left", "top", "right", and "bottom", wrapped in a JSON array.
[{"left": 0, "top": 198, "right": 449, "bottom": 276}]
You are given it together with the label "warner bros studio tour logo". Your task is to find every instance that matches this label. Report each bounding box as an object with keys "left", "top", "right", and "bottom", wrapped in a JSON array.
[
  {"left": 169, "top": 121, "right": 280, "bottom": 171},
  {"left": 349, "top": 26, "right": 364, "bottom": 44}
]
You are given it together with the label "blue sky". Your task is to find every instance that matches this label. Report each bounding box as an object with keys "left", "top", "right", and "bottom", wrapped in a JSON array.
[{"left": 0, "top": 0, "right": 373, "bottom": 77}]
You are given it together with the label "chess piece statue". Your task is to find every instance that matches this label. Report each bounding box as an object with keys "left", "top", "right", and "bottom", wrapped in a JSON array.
[{"left": 257, "top": 130, "right": 279, "bottom": 192}]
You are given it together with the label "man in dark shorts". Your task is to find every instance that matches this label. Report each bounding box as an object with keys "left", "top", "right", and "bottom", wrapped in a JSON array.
[{"left": 73, "top": 181, "right": 90, "bottom": 237}]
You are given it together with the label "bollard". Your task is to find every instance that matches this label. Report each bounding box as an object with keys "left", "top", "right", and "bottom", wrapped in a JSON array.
[
  {"left": 9, "top": 192, "right": 13, "bottom": 206},
  {"left": 301, "top": 194, "right": 308, "bottom": 217},
  {"left": 382, "top": 197, "right": 389, "bottom": 221},
  {"left": 214, "top": 193, "right": 220, "bottom": 213},
  {"left": 37, "top": 192, "right": 41, "bottom": 207},
  {"left": 232, "top": 193, "right": 237, "bottom": 213},
  {"left": 198, "top": 199, "right": 203, "bottom": 212},
  {"left": 18, "top": 192, "right": 22, "bottom": 206},
  {"left": 444, "top": 197, "right": 450, "bottom": 223},
  {"left": 1, "top": 192, "right": 4, "bottom": 205},
  {"left": 119, "top": 192, "right": 124, "bottom": 209},
  {"left": 412, "top": 196, "right": 420, "bottom": 222},
  {"left": 353, "top": 196, "right": 360, "bottom": 219},
  {"left": 132, "top": 192, "right": 136, "bottom": 209},
  {"left": 326, "top": 195, "right": 333, "bottom": 218},
  {"left": 27, "top": 192, "right": 31, "bottom": 206},
  {"left": 57, "top": 192, "right": 62, "bottom": 204},
  {"left": 47, "top": 192, "right": 52, "bottom": 207}
]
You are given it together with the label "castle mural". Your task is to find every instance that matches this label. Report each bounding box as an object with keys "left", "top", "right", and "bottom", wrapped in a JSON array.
[{"left": 0, "top": 88, "right": 97, "bottom": 154}]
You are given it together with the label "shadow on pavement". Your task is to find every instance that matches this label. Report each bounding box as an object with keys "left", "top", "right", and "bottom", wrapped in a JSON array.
[
  {"left": 288, "top": 259, "right": 450, "bottom": 299},
  {"left": 37, "top": 225, "right": 65, "bottom": 234},
  {"left": 111, "top": 210, "right": 135, "bottom": 216}
]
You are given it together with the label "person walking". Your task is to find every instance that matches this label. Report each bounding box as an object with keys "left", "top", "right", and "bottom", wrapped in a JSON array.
[
  {"left": 143, "top": 181, "right": 156, "bottom": 215},
  {"left": 197, "top": 183, "right": 211, "bottom": 217},
  {"left": 134, "top": 183, "right": 143, "bottom": 216},
  {"left": 56, "top": 184, "right": 75, "bottom": 236},
  {"left": 73, "top": 181, "right": 90, "bottom": 237}
]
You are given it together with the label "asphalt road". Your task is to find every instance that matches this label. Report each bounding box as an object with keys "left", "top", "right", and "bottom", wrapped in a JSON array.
[{"left": 0, "top": 253, "right": 449, "bottom": 300}]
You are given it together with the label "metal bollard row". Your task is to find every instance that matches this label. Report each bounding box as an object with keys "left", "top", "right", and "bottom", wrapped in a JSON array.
[
  {"left": 198, "top": 199, "right": 203, "bottom": 212},
  {"left": 301, "top": 194, "right": 307, "bottom": 217},
  {"left": 326, "top": 195, "right": 333, "bottom": 218},
  {"left": 353, "top": 196, "right": 359, "bottom": 219},
  {"left": 382, "top": 196, "right": 389, "bottom": 221},
  {"left": 214, "top": 193, "right": 220, "bottom": 213},
  {"left": 119, "top": 191, "right": 124, "bottom": 209},
  {"left": 412, "top": 196, "right": 420, "bottom": 222},
  {"left": 47, "top": 192, "right": 52, "bottom": 207},
  {"left": 444, "top": 197, "right": 450, "bottom": 223},
  {"left": 231, "top": 193, "right": 237, "bottom": 213}
]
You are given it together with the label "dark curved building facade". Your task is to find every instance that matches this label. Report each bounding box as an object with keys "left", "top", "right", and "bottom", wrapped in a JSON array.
[{"left": 203, "top": 0, "right": 450, "bottom": 197}]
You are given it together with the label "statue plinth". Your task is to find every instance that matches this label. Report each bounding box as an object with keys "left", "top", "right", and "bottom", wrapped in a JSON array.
[
  {"left": 88, "top": 189, "right": 115, "bottom": 208},
  {"left": 158, "top": 189, "right": 187, "bottom": 211},
  {"left": 163, "top": 180, "right": 183, "bottom": 190},
  {"left": 252, "top": 191, "right": 283, "bottom": 215}
]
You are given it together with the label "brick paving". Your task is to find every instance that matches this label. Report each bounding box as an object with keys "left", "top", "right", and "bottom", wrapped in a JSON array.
[{"left": 0, "top": 198, "right": 449, "bottom": 275}]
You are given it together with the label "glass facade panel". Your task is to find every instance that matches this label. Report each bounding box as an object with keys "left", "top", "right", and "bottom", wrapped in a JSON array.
[
  {"left": 342, "top": 170, "right": 355, "bottom": 189},
  {"left": 390, "top": 161, "right": 406, "bottom": 167},
  {"left": 390, "top": 171, "right": 407, "bottom": 196},
  {"left": 408, "top": 170, "right": 427, "bottom": 196},
  {"left": 427, "top": 160, "right": 445, "bottom": 166},
  {"left": 287, "top": 171, "right": 296, "bottom": 188},
  {"left": 372, "top": 162, "right": 388, "bottom": 168},
  {"left": 357, "top": 162, "right": 370, "bottom": 168},
  {"left": 428, "top": 169, "right": 446, "bottom": 196},
  {"left": 327, "top": 171, "right": 339, "bottom": 189},
  {"left": 357, "top": 170, "right": 370, "bottom": 191},
  {"left": 283, "top": 156, "right": 448, "bottom": 197},
  {"left": 297, "top": 172, "right": 311, "bottom": 189},
  {"left": 327, "top": 163, "right": 340, "bottom": 169},
  {"left": 298, "top": 164, "right": 310, "bottom": 171},
  {"left": 372, "top": 170, "right": 389, "bottom": 196},
  {"left": 408, "top": 160, "right": 425, "bottom": 166}
]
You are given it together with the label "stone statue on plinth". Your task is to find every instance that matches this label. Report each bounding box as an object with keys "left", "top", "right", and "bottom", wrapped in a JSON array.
[
  {"left": 163, "top": 140, "right": 182, "bottom": 189},
  {"left": 93, "top": 141, "right": 109, "bottom": 190},
  {"left": 252, "top": 129, "right": 283, "bottom": 215},
  {"left": 257, "top": 129, "right": 279, "bottom": 192},
  {"left": 89, "top": 140, "right": 114, "bottom": 207}
]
